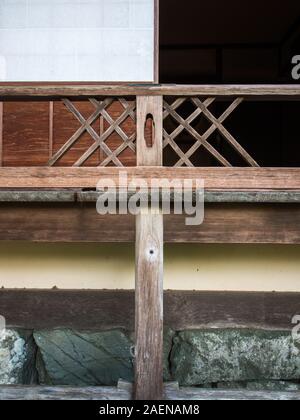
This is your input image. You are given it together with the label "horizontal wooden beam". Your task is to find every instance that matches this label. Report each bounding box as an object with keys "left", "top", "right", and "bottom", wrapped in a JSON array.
[
  {"left": 0, "top": 203, "right": 299, "bottom": 244},
  {"left": 0, "top": 385, "right": 131, "bottom": 401},
  {"left": 164, "top": 387, "right": 300, "bottom": 401},
  {"left": 0, "top": 167, "right": 299, "bottom": 190},
  {"left": 0, "top": 84, "right": 300, "bottom": 98},
  {"left": 1, "top": 289, "right": 299, "bottom": 331},
  {"left": 0, "top": 190, "right": 300, "bottom": 204},
  {"left": 0, "top": 385, "right": 299, "bottom": 400}
]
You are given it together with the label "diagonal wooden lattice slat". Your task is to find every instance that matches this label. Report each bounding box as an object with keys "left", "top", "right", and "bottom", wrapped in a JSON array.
[
  {"left": 163, "top": 97, "right": 259, "bottom": 167},
  {"left": 48, "top": 98, "right": 136, "bottom": 167}
]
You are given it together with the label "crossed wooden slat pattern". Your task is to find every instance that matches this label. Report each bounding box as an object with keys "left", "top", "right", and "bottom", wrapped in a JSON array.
[
  {"left": 163, "top": 97, "right": 259, "bottom": 167},
  {"left": 48, "top": 98, "right": 136, "bottom": 167},
  {"left": 47, "top": 96, "right": 259, "bottom": 168}
]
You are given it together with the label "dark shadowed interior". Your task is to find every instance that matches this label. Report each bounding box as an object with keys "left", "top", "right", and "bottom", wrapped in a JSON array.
[
  {"left": 160, "top": 0, "right": 300, "bottom": 84},
  {"left": 160, "top": 0, "right": 300, "bottom": 167}
]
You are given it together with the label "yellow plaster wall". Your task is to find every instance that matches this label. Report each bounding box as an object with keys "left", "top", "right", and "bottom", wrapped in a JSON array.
[{"left": 0, "top": 243, "right": 299, "bottom": 292}]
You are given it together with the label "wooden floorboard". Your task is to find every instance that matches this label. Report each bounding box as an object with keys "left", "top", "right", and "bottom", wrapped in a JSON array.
[
  {"left": 0, "top": 386, "right": 131, "bottom": 401},
  {"left": 0, "top": 385, "right": 298, "bottom": 400},
  {"left": 165, "top": 387, "right": 300, "bottom": 401}
]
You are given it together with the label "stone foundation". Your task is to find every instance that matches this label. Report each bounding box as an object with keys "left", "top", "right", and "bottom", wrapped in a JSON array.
[
  {"left": 1, "top": 328, "right": 299, "bottom": 390},
  {"left": 0, "top": 330, "right": 37, "bottom": 385}
]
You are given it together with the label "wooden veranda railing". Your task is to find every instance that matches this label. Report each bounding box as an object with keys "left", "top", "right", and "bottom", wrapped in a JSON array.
[
  {"left": 0, "top": 84, "right": 300, "bottom": 190},
  {"left": 1, "top": 84, "right": 300, "bottom": 400}
]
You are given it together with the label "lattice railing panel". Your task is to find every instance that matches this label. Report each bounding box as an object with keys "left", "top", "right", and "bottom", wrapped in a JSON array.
[
  {"left": 163, "top": 97, "right": 259, "bottom": 167},
  {"left": 48, "top": 97, "right": 137, "bottom": 167}
]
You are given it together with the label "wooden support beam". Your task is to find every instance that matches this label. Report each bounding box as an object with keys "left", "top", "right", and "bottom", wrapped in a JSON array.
[
  {"left": 1, "top": 289, "right": 299, "bottom": 332},
  {"left": 134, "top": 96, "right": 164, "bottom": 400},
  {"left": 0, "top": 203, "right": 300, "bottom": 244},
  {"left": 0, "top": 167, "right": 299, "bottom": 190}
]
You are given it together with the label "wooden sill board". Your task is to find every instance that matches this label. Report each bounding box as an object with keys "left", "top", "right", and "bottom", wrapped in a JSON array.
[
  {"left": 0, "top": 190, "right": 300, "bottom": 203},
  {"left": 0, "top": 167, "right": 299, "bottom": 190}
]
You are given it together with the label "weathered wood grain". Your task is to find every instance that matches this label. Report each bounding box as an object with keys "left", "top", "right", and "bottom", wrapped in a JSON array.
[
  {"left": 3, "top": 102, "right": 50, "bottom": 166},
  {"left": 137, "top": 96, "right": 163, "bottom": 166},
  {"left": 135, "top": 209, "right": 164, "bottom": 400},
  {"left": 165, "top": 388, "right": 300, "bottom": 401},
  {"left": 1, "top": 100, "right": 137, "bottom": 168},
  {"left": 0, "top": 385, "right": 298, "bottom": 400},
  {"left": 51, "top": 100, "right": 103, "bottom": 167},
  {"left": 0, "top": 167, "right": 299, "bottom": 190},
  {"left": 163, "top": 100, "right": 231, "bottom": 167},
  {"left": 1, "top": 290, "right": 299, "bottom": 331},
  {"left": 192, "top": 97, "right": 259, "bottom": 167},
  {"left": 1, "top": 190, "right": 300, "bottom": 203},
  {"left": 0, "top": 203, "right": 299, "bottom": 244},
  {"left": 77, "top": 190, "right": 300, "bottom": 204},
  {"left": 0, "top": 102, "right": 3, "bottom": 166},
  {"left": 0, "top": 386, "right": 131, "bottom": 401},
  {"left": 1, "top": 84, "right": 300, "bottom": 98},
  {"left": 135, "top": 95, "right": 164, "bottom": 400}
]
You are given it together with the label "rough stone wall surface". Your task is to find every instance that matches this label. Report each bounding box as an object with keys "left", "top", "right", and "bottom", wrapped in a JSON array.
[
  {"left": 34, "top": 329, "right": 134, "bottom": 386},
  {"left": 0, "top": 330, "right": 37, "bottom": 385},
  {"left": 171, "top": 329, "right": 300, "bottom": 386},
  {"left": 34, "top": 328, "right": 174, "bottom": 386},
  {"left": 0, "top": 328, "right": 300, "bottom": 390}
]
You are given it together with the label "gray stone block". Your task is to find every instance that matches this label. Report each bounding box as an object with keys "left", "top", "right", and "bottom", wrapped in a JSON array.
[
  {"left": 34, "top": 329, "right": 134, "bottom": 386},
  {"left": 171, "top": 329, "right": 300, "bottom": 386},
  {"left": 0, "top": 330, "right": 37, "bottom": 385},
  {"left": 35, "top": 328, "right": 175, "bottom": 386}
]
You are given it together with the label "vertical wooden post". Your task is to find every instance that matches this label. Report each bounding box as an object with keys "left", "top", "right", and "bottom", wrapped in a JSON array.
[
  {"left": 0, "top": 102, "right": 3, "bottom": 167},
  {"left": 49, "top": 101, "right": 54, "bottom": 161},
  {"left": 134, "top": 96, "right": 164, "bottom": 400}
]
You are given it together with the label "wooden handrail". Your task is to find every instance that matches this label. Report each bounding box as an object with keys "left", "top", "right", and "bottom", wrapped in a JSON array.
[{"left": 1, "top": 84, "right": 300, "bottom": 98}]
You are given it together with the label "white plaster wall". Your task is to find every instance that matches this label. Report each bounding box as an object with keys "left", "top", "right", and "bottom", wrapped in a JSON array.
[
  {"left": 0, "top": 0, "right": 154, "bottom": 81},
  {"left": 0, "top": 243, "right": 299, "bottom": 292}
]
